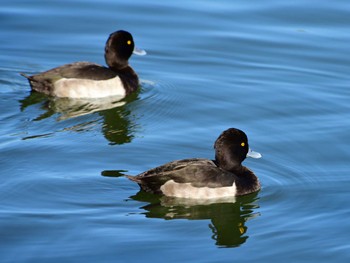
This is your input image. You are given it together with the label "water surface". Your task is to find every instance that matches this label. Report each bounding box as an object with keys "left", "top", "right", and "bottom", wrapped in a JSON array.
[{"left": 1, "top": 0, "right": 350, "bottom": 262}]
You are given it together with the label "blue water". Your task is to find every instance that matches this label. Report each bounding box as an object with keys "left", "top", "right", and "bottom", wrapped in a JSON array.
[{"left": 1, "top": 0, "right": 350, "bottom": 262}]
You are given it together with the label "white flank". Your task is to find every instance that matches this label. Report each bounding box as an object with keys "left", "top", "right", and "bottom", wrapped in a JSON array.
[
  {"left": 53, "top": 76, "right": 126, "bottom": 98},
  {"left": 160, "top": 180, "right": 237, "bottom": 199}
]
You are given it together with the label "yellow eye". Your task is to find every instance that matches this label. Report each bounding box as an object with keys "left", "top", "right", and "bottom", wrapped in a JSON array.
[
  {"left": 127, "top": 40, "right": 132, "bottom": 45},
  {"left": 241, "top": 142, "right": 245, "bottom": 147}
]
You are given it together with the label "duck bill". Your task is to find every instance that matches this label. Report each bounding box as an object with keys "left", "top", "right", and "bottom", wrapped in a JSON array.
[
  {"left": 133, "top": 46, "right": 147, "bottom": 56},
  {"left": 247, "top": 148, "right": 262, "bottom": 159}
]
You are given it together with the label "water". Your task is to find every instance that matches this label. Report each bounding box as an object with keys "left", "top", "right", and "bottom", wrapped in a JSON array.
[{"left": 1, "top": 0, "right": 350, "bottom": 262}]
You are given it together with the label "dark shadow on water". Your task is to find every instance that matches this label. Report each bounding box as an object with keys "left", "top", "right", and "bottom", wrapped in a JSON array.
[
  {"left": 19, "top": 90, "right": 140, "bottom": 145},
  {"left": 129, "top": 190, "right": 261, "bottom": 248}
]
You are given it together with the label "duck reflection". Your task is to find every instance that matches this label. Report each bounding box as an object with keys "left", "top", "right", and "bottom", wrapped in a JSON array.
[
  {"left": 19, "top": 90, "right": 139, "bottom": 144},
  {"left": 130, "top": 190, "right": 260, "bottom": 248}
]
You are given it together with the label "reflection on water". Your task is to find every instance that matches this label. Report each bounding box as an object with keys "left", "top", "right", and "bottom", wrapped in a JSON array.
[
  {"left": 130, "top": 190, "right": 260, "bottom": 248},
  {"left": 19, "top": 90, "right": 140, "bottom": 144},
  {"left": 3, "top": 0, "right": 350, "bottom": 260}
]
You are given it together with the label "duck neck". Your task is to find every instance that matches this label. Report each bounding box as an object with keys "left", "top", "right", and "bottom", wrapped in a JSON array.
[
  {"left": 215, "top": 153, "right": 242, "bottom": 173},
  {"left": 222, "top": 162, "right": 247, "bottom": 176},
  {"left": 215, "top": 158, "right": 260, "bottom": 191},
  {"left": 232, "top": 165, "right": 260, "bottom": 195},
  {"left": 115, "top": 66, "right": 139, "bottom": 94},
  {"left": 105, "top": 50, "right": 129, "bottom": 71},
  {"left": 217, "top": 161, "right": 253, "bottom": 180},
  {"left": 108, "top": 61, "right": 129, "bottom": 71}
]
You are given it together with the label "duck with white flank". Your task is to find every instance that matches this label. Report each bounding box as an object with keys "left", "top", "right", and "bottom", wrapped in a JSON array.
[
  {"left": 21, "top": 30, "right": 146, "bottom": 99},
  {"left": 127, "top": 128, "right": 262, "bottom": 199}
]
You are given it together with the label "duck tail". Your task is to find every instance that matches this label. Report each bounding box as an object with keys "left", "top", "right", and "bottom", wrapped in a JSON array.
[
  {"left": 125, "top": 175, "right": 142, "bottom": 183},
  {"left": 20, "top": 72, "right": 31, "bottom": 79},
  {"left": 100, "top": 170, "right": 140, "bottom": 182}
]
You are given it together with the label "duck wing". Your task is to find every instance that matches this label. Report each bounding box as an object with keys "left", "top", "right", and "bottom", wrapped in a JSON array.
[
  {"left": 21, "top": 62, "right": 117, "bottom": 95},
  {"left": 27, "top": 62, "right": 116, "bottom": 81},
  {"left": 127, "top": 158, "right": 236, "bottom": 194}
]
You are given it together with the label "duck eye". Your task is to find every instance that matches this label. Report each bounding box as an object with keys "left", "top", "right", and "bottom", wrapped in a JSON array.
[
  {"left": 241, "top": 142, "right": 245, "bottom": 147},
  {"left": 127, "top": 40, "right": 132, "bottom": 45}
]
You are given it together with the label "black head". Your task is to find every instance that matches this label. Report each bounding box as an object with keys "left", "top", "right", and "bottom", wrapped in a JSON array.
[
  {"left": 214, "top": 128, "right": 250, "bottom": 171},
  {"left": 104, "top": 30, "right": 135, "bottom": 70}
]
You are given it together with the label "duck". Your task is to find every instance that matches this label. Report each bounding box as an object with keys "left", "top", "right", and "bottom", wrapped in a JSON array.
[
  {"left": 20, "top": 30, "right": 146, "bottom": 99},
  {"left": 126, "top": 128, "right": 262, "bottom": 199}
]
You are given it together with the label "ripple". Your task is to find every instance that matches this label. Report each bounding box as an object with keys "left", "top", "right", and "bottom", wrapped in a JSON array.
[
  {"left": 136, "top": 79, "right": 187, "bottom": 129},
  {"left": 2, "top": 0, "right": 350, "bottom": 261}
]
